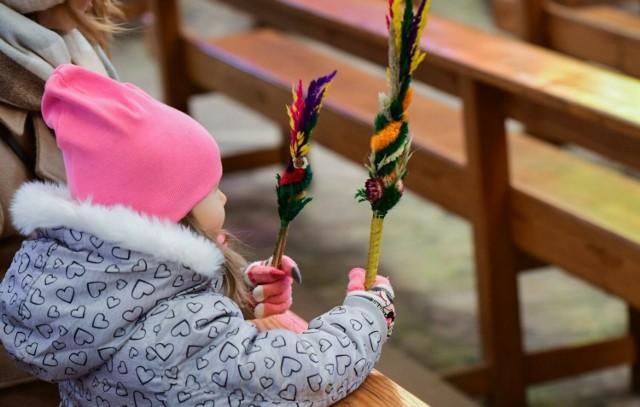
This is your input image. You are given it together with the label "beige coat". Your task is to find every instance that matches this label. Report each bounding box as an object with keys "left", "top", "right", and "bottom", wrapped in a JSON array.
[
  {"left": 0, "top": 104, "right": 66, "bottom": 271},
  {"left": 0, "top": 5, "right": 117, "bottom": 402},
  {"left": 0, "top": 6, "right": 117, "bottom": 271},
  {"left": 0, "top": 90, "right": 66, "bottom": 407}
]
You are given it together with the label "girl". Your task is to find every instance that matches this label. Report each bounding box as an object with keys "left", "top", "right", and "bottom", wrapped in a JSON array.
[{"left": 0, "top": 64, "right": 396, "bottom": 406}]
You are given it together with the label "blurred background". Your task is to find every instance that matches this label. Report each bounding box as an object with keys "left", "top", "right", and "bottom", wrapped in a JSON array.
[{"left": 110, "top": 1, "right": 640, "bottom": 405}]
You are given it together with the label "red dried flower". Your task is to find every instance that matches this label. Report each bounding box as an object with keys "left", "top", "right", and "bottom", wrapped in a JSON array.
[{"left": 365, "top": 178, "right": 384, "bottom": 202}]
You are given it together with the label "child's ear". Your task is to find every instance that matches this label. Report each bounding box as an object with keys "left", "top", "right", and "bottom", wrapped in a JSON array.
[{"left": 216, "top": 233, "right": 227, "bottom": 247}]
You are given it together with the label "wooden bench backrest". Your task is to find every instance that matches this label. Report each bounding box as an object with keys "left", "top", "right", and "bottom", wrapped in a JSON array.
[
  {"left": 491, "top": 0, "right": 640, "bottom": 77},
  {"left": 218, "top": 0, "right": 640, "bottom": 171}
]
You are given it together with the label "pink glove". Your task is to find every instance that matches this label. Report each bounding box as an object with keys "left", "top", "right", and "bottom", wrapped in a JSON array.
[
  {"left": 346, "top": 268, "right": 396, "bottom": 337},
  {"left": 244, "top": 256, "right": 300, "bottom": 319}
]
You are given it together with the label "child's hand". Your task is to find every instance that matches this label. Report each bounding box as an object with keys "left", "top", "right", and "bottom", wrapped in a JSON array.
[
  {"left": 346, "top": 268, "right": 396, "bottom": 337},
  {"left": 244, "top": 256, "right": 300, "bottom": 318}
]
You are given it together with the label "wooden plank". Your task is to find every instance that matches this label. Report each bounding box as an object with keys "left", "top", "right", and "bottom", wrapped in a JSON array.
[
  {"left": 444, "top": 335, "right": 635, "bottom": 395},
  {"left": 253, "top": 312, "right": 430, "bottom": 406},
  {"left": 490, "top": 1, "right": 640, "bottom": 76},
  {"left": 505, "top": 96, "right": 640, "bottom": 170},
  {"left": 442, "top": 364, "right": 490, "bottom": 398},
  {"left": 461, "top": 78, "right": 526, "bottom": 406},
  {"left": 546, "top": 3, "right": 640, "bottom": 77},
  {"left": 217, "top": 0, "right": 640, "bottom": 170},
  {"left": 184, "top": 29, "right": 470, "bottom": 217},
  {"left": 511, "top": 133, "right": 640, "bottom": 247},
  {"left": 509, "top": 134, "right": 640, "bottom": 308},
  {"left": 526, "top": 335, "right": 635, "bottom": 383}
]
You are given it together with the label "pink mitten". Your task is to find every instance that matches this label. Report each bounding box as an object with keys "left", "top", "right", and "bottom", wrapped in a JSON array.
[
  {"left": 244, "top": 256, "right": 300, "bottom": 318},
  {"left": 346, "top": 268, "right": 396, "bottom": 337}
]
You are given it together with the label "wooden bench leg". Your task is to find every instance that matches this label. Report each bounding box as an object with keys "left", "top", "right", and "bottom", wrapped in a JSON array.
[
  {"left": 149, "top": 0, "right": 194, "bottom": 112},
  {"left": 462, "top": 78, "right": 527, "bottom": 406},
  {"left": 490, "top": 0, "right": 546, "bottom": 43},
  {"left": 629, "top": 305, "right": 640, "bottom": 392}
]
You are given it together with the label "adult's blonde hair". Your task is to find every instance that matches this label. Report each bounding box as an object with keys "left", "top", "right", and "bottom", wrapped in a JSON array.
[
  {"left": 180, "top": 213, "right": 251, "bottom": 316},
  {"left": 64, "top": 0, "right": 125, "bottom": 49}
]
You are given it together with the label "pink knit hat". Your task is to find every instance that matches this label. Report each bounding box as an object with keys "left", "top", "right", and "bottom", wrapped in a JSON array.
[{"left": 42, "top": 64, "right": 222, "bottom": 223}]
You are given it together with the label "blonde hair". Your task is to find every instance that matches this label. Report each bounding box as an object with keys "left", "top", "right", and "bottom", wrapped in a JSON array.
[
  {"left": 65, "top": 0, "right": 125, "bottom": 49},
  {"left": 180, "top": 213, "right": 251, "bottom": 315}
]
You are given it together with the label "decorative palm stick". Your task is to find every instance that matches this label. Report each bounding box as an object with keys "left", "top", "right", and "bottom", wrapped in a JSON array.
[
  {"left": 356, "top": 0, "right": 431, "bottom": 289},
  {"left": 273, "top": 71, "right": 337, "bottom": 277}
]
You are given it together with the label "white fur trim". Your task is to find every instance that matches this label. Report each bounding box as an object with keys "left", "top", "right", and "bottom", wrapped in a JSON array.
[
  {"left": 1, "top": 0, "right": 65, "bottom": 13},
  {"left": 11, "top": 182, "right": 224, "bottom": 278}
]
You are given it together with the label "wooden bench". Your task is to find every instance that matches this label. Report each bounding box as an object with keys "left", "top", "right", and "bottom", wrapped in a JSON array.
[
  {"left": 215, "top": 0, "right": 640, "bottom": 170},
  {"left": 149, "top": 0, "right": 640, "bottom": 405},
  {"left": 491, "top": 0, "right": 640, "bottom": 77}
]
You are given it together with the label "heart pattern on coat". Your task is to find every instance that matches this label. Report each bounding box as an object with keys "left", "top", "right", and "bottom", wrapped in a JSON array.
[{"left": 0, "top": 227, "right": 385, "bottom": 406}]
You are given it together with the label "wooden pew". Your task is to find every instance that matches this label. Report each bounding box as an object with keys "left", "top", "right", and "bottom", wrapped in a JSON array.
[
  {"left": 490, "top": 0, "right": 640, "bottom": 77},
  {"left": 216, "top": 0, "right": 640, "bottom": 171},
  {"left": 149, "top": 0, "right": 640, "bottom": 405}
]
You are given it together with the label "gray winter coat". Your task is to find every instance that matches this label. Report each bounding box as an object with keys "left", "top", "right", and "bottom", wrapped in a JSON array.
[{"left": 0, "top": 182, "right": 388, "bottom": 406}]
